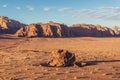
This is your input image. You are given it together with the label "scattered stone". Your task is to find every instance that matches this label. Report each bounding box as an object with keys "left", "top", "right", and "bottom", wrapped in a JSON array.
[
  {"left": 73, "top": 76, "right": 78, "bottom": 79},
  {"left": 10, "top": 77, "right": 19, "bottom": 80},
  {"left": 74, "top": 63, "right": 80, "bottom": 68},
  {"left": 55, "top": 68, "right": 59, "bottom": 71},
  {"left": 81, "top": 62, "right": 87, "bottom": 66},
  {"left": 74, "top": 61, "right": 87, "bottom": 67}
]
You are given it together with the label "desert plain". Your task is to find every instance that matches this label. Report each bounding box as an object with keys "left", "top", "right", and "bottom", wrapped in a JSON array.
[{"left": 0, "top": 34, "right": 120, "bottom": 80}]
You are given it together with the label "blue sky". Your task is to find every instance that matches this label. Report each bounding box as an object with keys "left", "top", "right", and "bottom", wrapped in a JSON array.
[{"left": 0, "top": 0, "right": 120, "bottom": 27}]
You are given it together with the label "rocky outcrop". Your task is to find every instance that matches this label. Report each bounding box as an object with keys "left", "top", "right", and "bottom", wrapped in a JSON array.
[
  {"left": 15, "top": 21, "right": 70, "bottom": 37},
  {"left": 112, "top": 26, "right": 120, "bottom": 36},
  {"left": 15, "top": 21, "right": 115, "bottom": 37},
  {"left": 0, "top": 16, "right": 25, "bottom": 34},
  {"left": 15, "top": 24, "right": 42, "bottom": 37},
  {"left": 70, "top": 24, "right": 115, "bottom": 37},
  {"left": 48, "top": 49, "right": 76, "bottom": 67}
]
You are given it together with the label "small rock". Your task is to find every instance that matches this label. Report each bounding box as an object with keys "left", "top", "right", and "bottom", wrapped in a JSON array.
[{"left": 81, "top": 62, "right": 87, "bottom": 66}]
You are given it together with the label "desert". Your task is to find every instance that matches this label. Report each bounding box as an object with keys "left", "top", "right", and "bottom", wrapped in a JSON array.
[
  {"left": 1, "top": 0, "right": 120, "bottom": 79},
  {"left": 0, "top": 34, "right": 120, "bottom": 80}
]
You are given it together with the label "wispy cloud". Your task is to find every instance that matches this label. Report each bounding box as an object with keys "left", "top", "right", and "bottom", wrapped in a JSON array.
[
  {"left": 59, "top": 7, "right": 120, "bottom": 20},
  {"left": 91, "top": 7, "right": 120, "bottom": 20},
  {"left": 16, "top": 6, "right": 21, "bottom": 10},
  {"left": 59, "top": 8, "right": 74, "bottom": 12},
  {"left": 43, "top": 7, "right": 55, "bottom": 11},
  {"left": 2, "top": 4, "right": 7, "bottom": 8},
  {"left": 26, "top": 6, "right": 35, "bottom": 11},
  {"left": 43, "top": 7, "right": 51, "bottom": 11}
]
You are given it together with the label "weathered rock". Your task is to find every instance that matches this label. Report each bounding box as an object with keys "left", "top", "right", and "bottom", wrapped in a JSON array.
[
  {"left": 70, "top": 24, "right": 115, "bottom": 37},
  {"left": 48, "top": 49, "right": 76, "bottom": 67},
  {"left": 0, "top": 16, "right": 116, "bottom": 37},
  {"left": 112, "top": 26, "right": 120, "bottom": 36},
  {"left": 15, "top": 24, "right": 43, "bottom": 37},
  {"left": 16, "top": 21, "right": 70, "bottom": 37},
  {"left": 0, "top": 16, "right": 25, "bottom": 34},
  {"left": 15, "top": 21, "right": 115, "bottom": 37}
]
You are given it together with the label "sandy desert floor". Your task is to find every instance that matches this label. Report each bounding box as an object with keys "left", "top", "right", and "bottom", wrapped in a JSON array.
[{"left": 0, "top": 34, "right": 120, "bottom": 80}]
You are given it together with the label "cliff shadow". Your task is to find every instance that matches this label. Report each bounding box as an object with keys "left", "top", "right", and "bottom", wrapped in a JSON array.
[{"left": 0, "top": 34, "right": 21, "bottom": 40}]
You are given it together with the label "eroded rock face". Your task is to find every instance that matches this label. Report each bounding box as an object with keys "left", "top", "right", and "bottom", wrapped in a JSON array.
[
  {"left": 15, "top": 24, "right": 42, "bottom": 37},
  {"left": 70, "top": 24, "right": 115, "bottom": 37},
  {"left": 0, "top": 16, "right": 25, "bottom": 34},
  {"left": 15, "top": 21, "right": 115, "bottom": 37},
  {"left": 48, "top": 49, "right": 76, "bottom": 67},
  {"left": 16, "top": 21, "right": 70, "bottom": 37},
  {"left": 112, "top": 26, "right": 120, "bottom": 36}
]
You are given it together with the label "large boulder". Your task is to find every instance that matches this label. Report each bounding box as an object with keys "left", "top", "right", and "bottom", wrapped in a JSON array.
[
  {"left": 0, "top": 16, "right": 25, "bottom": 34},
  {"left": 48, "top": 49, "right": 76, "bottom": 67}
]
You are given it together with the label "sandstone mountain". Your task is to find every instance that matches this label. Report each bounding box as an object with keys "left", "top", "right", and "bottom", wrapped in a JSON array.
[
  {"left": 112, "top": 26, "right": 120, "bottom": 36},
  {"left": 0, "top": 16, "right": 25, "bottom": 34},
  {"left": 70, "top": 24, "right": 115, "bottom": 37},
  {"left": 15, "top": 21, "right": 70, "bottom": 37},
  {"left": 16, "top": 22, "right": 115, "bottom": 37}
]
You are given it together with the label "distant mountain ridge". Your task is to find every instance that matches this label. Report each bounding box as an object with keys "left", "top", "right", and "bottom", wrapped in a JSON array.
[
  {"left": 0, "top": 16, "right": 26, "bottom": 34},
  {"left": 15, "top": 21, "right": 115, "bottom": 37},
  {"left": 70, "top": 24, "right": 115, "bottom": 37},
  {"left": 0, "top": 16, "right": 117, "bottom": 37}
]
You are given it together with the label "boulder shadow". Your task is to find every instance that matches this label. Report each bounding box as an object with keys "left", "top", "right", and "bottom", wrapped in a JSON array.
[
  {"left": 39, "top": 60, "right": 120, "bottom": 67},
  {"left": 40, "top": 62, "right": 74, "bottom": 67},
  {"left": 80, "top": 60, "right": 120, "bottom": 67}
]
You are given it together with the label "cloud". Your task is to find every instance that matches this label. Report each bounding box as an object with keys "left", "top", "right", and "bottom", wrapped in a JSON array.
[
  {"left": 92, "top": 7, "right": 120, "bottom": 20},
  {"left": 26, "top": 6, "right": 35, "bottom": 11},
  {"left": 16, "top": 6, "right": 21, "bottom": 10},
  {"left": 43, "top": 7, "right": 52, "bottom": 11},
  {"left": 2, "top": 4, "right": 7, "bottom": 8},
  {"left": 59, "top": 7, "right": 120, "bottom": 20},
  {"left": 43, "top": 7, "right": 56, "bottom": 11},
  {"left": 59, "top": 8, "right": 74, "bottom": 12},
  {"left": 59, "top": 7, "right": 93, "bottom": 14}
]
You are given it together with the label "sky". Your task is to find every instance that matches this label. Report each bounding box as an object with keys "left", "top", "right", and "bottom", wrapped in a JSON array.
[{"left": 0, "top": 0, "right": 120, "bottom": 27}]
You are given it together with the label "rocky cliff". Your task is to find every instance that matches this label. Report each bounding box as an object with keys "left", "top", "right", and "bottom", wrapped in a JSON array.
[
  {"left": 70, "top": 24, "right": 115, "bottom": 37},
  {"left": 15, "top": 21, "right": 70, "bottom": 37},
  {"left": 112, "top": 26, "right": 120, "bottom": 36},
  {"left": 0, "top": 16, "right": 25, "bottom": 34},
  {"left": 16, "top": 22, "right": 115, "bottom": 37}
]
